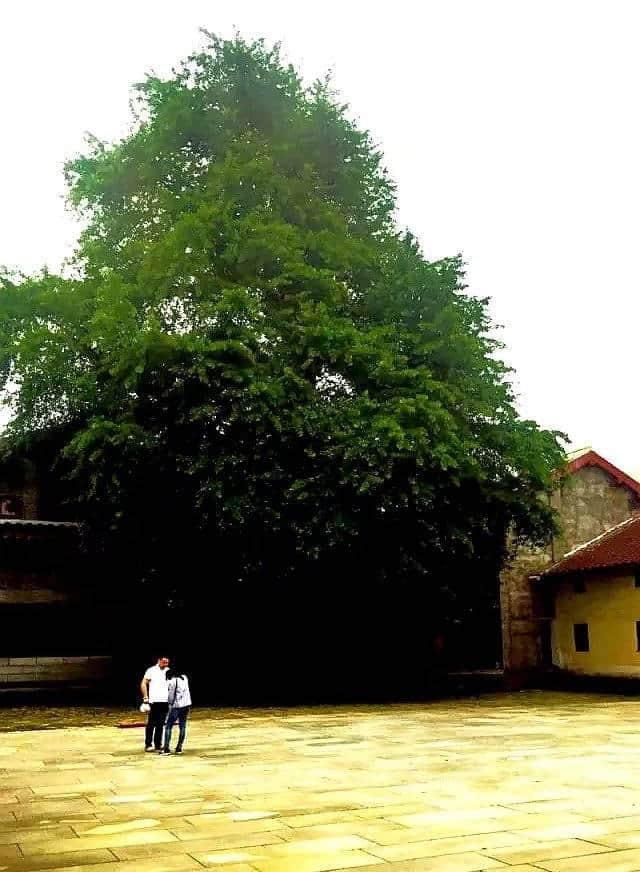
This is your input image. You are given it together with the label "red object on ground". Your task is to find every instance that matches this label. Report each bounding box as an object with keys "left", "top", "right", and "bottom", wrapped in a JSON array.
[{"left": 117, "top": 721, "right": 146, "bottom": 728}]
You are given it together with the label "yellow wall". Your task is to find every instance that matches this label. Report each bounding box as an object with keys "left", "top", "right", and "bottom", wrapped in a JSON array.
[{"left": 553, "top": 572, "right": 640, "bottom": 675}]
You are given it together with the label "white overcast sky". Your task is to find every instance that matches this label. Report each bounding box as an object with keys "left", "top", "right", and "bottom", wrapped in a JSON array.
[{"left": 2, "top": 1, "right": 639, "bottom": 474}]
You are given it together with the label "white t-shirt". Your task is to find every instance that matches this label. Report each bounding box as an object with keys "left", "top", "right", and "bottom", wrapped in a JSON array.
[{"left": 144, "top": 664, "right": 169, "bottom": 703}]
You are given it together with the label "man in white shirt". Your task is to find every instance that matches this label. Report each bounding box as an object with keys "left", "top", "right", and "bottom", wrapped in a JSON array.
[{"left": 140, "top": 655, "right": 170, "bottom": 751}]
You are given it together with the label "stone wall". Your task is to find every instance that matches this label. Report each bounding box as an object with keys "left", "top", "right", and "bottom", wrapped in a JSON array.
[
  {"left": 551, "top": 466, "right": 640, "bottom": 555},
  {"left": 0, "top": 566, "right": 69, "bottom": 604},
  {"left": 0, "top": 526, "right": 80, "bottom": 605},
  {"left": 0, "top": 656, "right": 112, "bottom": 685},
  {"left": 500, "top": 464, "right": 640, "bottom": 683},
  {"left": 499, "top": 540, "right": 552, "bottom": 683}
]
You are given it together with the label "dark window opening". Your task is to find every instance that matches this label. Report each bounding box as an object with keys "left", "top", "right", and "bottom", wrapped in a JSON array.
[
  {"left": 634, "top": 571, "right": 640, "bottom": 588},
  {"left": 636, "top": 621, "right": 640, "bottom": 652},
  {"left": 573, "top": 578, "right": 586, "bottom": 593},
  {"left": 541, "top": 585, "right": 556, "bottom": 619},
  {"left": 540, "top": 620, "right": 553, "bottom": 667},
  {"left": 0, "top": 604, "right": 113, "bottom": 657},
  {"left": 574, "top": 622, "right": 589, "bottom": 653}
]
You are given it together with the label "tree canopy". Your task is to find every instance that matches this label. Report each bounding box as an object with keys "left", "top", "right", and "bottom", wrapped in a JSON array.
[{"left": 0, "top": 35, "right": 565, "bottom": 616}]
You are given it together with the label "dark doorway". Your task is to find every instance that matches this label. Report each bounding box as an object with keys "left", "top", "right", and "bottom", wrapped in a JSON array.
[{"left": 540, "top": 619, "right": 553, "bottom": 666}]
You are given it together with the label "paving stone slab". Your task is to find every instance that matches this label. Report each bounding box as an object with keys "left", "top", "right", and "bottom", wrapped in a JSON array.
[{"left": 5, "top": 692, "right": 640, "bottom": 871}]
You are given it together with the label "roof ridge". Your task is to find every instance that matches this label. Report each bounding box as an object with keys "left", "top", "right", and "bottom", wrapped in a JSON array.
[
  {"left": 562, "top": 515, "right": 639, "bottom": 559},
  {"left": 566, "top": 446, "right": 592, "bottom": 460}
]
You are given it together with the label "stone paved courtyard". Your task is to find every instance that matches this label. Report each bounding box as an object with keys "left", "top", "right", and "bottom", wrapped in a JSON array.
[{"left": 6, "top": 692, "right": 640, "bottom": 871}]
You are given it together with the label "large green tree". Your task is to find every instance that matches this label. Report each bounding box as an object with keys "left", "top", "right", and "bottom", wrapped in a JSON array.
[{"left": 0, "top": 35, "right": 564, "bottom": 649}]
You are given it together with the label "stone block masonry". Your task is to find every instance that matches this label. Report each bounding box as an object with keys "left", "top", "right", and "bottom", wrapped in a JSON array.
[{"left": 0, "top": 656, "right": 112, "bottom": 684}]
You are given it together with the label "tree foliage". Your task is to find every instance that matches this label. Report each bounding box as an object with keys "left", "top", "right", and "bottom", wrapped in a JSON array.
[{"left": 0, "top": 35, "right": 565, "bottom": 618}]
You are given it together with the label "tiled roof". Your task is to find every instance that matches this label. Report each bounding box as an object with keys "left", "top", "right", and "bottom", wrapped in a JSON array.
[{"left": 543, "top": 515, "right": 640, "bottom": 577}]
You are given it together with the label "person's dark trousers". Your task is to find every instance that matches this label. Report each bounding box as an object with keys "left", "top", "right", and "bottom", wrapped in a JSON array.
[
  {"left": 145, "top": 702, "right": 169, "bottom": 749},
  {"left": 163, "top": 705, "right": 190, "bottom": 751}
]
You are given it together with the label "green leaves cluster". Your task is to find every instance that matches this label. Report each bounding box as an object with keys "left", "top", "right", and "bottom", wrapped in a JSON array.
[{"left": 0, "top": 34, "right": 564, "bottom": 603}]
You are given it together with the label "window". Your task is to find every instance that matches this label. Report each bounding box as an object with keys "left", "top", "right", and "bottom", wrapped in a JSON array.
[
  {"left": 574, "top": 623, "right": 589, "bottom": 653},
  {"left": 541, "top": 586, "right": 556, "bottom": 619},
  {"left": 636, "top": 621, "right": 640, "bottom": 652},
  {"left": 573, "top": 578, "right": 586, "bottom": 593},
  {"left": 635, "top": 571, "right": 640, "bottom": 588}
]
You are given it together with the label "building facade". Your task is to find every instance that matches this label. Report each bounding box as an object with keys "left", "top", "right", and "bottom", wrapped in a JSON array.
[
  {"left": 539, "top": 514, "right": 640, "bottom": 676},
  {"left": 500, "top": 448, "right": 640, "bottom": 685},
  {"left": 0, "top": 458, "right": 111, "bottom": 686}
]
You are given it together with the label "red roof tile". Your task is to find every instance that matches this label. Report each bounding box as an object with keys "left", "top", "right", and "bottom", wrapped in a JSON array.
[{"left": 543, "top": 515, "right": 640, "bottom": 577}]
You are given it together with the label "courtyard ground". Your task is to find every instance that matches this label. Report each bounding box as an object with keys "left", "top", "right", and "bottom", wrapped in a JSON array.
[{"left": 4, "top": 692, "right": 640, "bottom": 871}]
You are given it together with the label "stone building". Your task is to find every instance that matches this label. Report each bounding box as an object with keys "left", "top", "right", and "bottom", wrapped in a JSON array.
[
  {"left": 0, "top": 458, "right": 111, "bottom": 687},
  {"left": 500, "top": 447, "right": 640, "bottom": 685}
]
